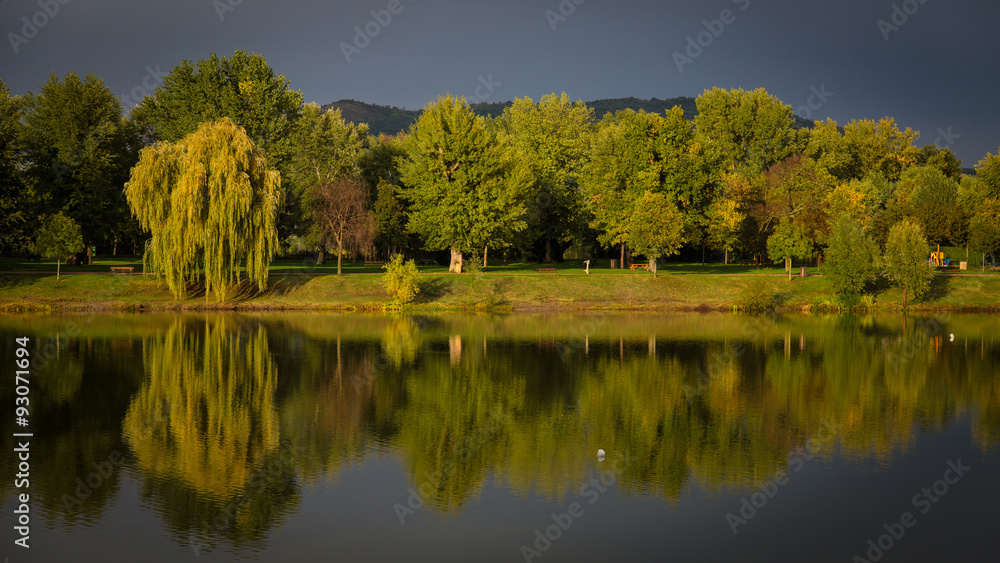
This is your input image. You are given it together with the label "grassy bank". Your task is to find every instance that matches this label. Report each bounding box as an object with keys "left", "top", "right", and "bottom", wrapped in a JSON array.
[{"left": 1, "top": 257, "right": 998, "bottom": 313}]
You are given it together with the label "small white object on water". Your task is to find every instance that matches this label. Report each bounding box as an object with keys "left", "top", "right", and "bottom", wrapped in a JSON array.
[
  {"left": 950, "top": 333, "right": 955, "bottom": 342},
  {"left": 597, "top": 449, "right": 606, "bottom": 461}
]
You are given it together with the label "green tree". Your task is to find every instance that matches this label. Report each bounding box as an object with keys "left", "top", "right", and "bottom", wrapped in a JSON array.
[
  {"left": 767, "top": 217, "right": 811, "bottom": 281},
  {"left": 706, "top": 197, "right": 743, "bottom": 265},
  {"left": 133, "top": 51, "right": 303, "bottom": 166},
  {"left": 976, "top": 150, "right": 1000, "bottom": 199},
  {"left": 756, "top": 154, "right": 834, "bottom": 252},
  {"left": 694, "top": 87, "right": 804, "bottom": 175},
  {"left": 373, "top": 179, "right": 407, "bottom": 259},
  {"left": 0, "top": 80, "right": 27, "bottom": 254},
  {"left": 133, "top": 49, "right": 302, "bottom": 244},
  {"left": 824, "top": 213, "right": 879, "bottom": 307},
  {"left": 583, "top": 108, "right": 715, "bottom": 267},
  {"left": 808, "top": 117, "right": 918, "bottom": 182},
  {"left": 916, "top": 145, "right": 962, "bottom": 179},
  {"left": 968, "top": 199, "right": 1000, "bottom": 272},
  {"left": 627, "top": 191, "right": 685, "bottom": 276},
  {"left": 35, "top": 212, "right": 84, "bottom": 281},
  {"left": 19, "top": 72, "right": 141, "bottom": 252},
  {"left": 884, "top": 219, "right": 932, "bottom": 308},
  {"left": 124, "top": 118, "right": 283, "bottom": 300},
  {"left": 287, "top": 104, "right": 369, "bottom": 256},
  {"left": 499, "top": 93, "right": 594, "bottom": 262},
  {"left": 898, "top": 166, "right": 961, "bottom": 246},
  {"left": 398, "top": 95, "right": 528, "bottom": 273}
]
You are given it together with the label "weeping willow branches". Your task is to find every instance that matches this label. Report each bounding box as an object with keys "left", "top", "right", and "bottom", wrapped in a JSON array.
[{"left": 125, "top": 118, "right": 283, "bottom": 300}]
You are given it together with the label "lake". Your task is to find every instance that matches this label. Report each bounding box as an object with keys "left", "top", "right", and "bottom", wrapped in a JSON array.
[{"left": 1, "top": 312, "right": 997, "bottom": 562}]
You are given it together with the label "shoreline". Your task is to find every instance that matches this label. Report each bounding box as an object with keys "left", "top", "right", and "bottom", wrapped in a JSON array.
[{"left": 2, "top": 270, "right": 998, "bottom": 314}]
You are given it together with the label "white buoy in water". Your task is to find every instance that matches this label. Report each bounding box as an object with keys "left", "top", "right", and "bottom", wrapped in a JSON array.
[
  {"left": 950, "top": 333, "right": 955, "bottom": 342},
  {"left": 597, "top": 449, "right": 606, "bottom": 461}
]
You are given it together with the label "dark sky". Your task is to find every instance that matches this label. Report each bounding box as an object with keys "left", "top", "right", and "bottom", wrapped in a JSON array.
[{"left": 2, "top": 0, "right": 998, "bottom": 165}]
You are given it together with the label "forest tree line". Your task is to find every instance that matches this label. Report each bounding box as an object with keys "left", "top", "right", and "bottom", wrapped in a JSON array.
[{"left": 2, "top": 50, "right": 1000, "bottom": 276}]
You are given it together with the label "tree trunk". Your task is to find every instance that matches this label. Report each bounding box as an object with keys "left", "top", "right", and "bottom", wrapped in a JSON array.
[
  {"left": 336, "top": 238, "right": 343, "bottom": 276},
  {"left": 620, "top": 243, "right": 625, "bottom": 270},
  {"left": 483, "top": 245, "right": 488, "bottom": 268},
  {"left": 724, "top": 248, "right": 729, "bottom": 265},
  {"left": 450, "top": 247, "right": 463, "bottom": 274},
  {"left": 650, "top": 257, "right": 657, "bottom": 277},
  {"left": 545, "top": 239, "right": 553, "bottom": 264},
  {"left": 787, "top": 257, "right": 792, "bottom": 281},
  {"left": 317, "top": 249, "right": 325, "bottom": 265},
  {"left": 56, "top": 259, "right": 61, "bottom": 282}
]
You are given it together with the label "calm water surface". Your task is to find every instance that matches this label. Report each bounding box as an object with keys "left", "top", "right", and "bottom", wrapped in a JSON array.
[{"left": 1, "top": 313, "right": 998, "bottom": 562}]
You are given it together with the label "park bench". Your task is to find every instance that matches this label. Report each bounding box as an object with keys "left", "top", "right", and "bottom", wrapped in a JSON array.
[
  {"left": 110, "top": 266, "right": 134, "bottom": 275},
  {"left": 536, "top": 268, "right": 557, "bottom": 273},
  {"left": 364, "top": 261, "right": 382, "bottom": 267},
  {"left": 629, "top": 264, "right": 649, "bottom": 271}
]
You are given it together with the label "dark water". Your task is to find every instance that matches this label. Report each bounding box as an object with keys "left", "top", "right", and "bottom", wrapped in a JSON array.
[{"left": 1, "top": 312, "right": 998, "bottom": 563}]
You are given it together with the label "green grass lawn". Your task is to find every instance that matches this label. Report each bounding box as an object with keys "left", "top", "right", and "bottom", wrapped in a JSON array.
[{"left": 2, "top": 255, "right": 997, "bottom": 313}]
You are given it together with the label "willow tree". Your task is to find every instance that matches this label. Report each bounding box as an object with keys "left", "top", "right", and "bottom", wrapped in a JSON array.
[{"left": 125, "top": 118, "right": 283, "bottom": 300}]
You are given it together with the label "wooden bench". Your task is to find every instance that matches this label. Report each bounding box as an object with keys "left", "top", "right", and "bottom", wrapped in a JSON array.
[
  {"left": 364, "top": 261, "right": 382, "bottom": 267},
  {"left": 536, "top": 268, "right": 557, "bottom": 273},
  {"left": 110, "top": 266, "right": 134, "bottom": 275},
  {"left": 629, "top": 264, "right": 649, "bottom": 271}
]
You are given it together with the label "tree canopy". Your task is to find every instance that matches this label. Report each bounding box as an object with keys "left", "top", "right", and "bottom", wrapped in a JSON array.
[
  {"left": 19, "top": 71, "right": 141, "bottom": 251},
  {"left": 883, "top": 219, "right": 932, "bottom": 308},
  {"left": 134, "top": 50, "right": 303, "bottom": 171},
  {"left": 398, "top": 95, "right": 529, "bottom": 272},
  {"left": 627, "top": 191, "right": 685, "bottom": 276},
  {"left": 35, "top": 212, "right": 84, "bottom": 281},
  {"left": 124, "top": 118, "right": 283, "bottom": 300}
]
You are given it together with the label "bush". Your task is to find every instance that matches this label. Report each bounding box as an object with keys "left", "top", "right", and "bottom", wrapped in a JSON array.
[
  {"left": 738, "top": 276, "right": 777, "bottom": 312},
  {"left": 382, "top": 254, "right": 420, "bottom": 306}
]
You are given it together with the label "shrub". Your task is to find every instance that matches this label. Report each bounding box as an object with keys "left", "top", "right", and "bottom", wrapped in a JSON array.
[
  {"left": 738, "top": 276, "right": 777, "bottom": 312},
  {"left": 382, "top": 254, "right": 420, "bottom": 306}
]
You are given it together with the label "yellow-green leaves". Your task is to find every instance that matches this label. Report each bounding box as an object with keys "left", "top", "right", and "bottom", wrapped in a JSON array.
[{"left": 125, "top": 118, "right": 283, "bottom": 300}]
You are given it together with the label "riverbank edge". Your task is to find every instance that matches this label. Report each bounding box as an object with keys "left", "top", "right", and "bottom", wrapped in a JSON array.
[{"left": 2, "top": 271, "right": 998, "bottom": 315}]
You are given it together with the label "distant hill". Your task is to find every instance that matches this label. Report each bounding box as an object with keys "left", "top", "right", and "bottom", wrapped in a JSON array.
[{"left": 322, "top": 96, "right": 816, "bottom": 136}]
